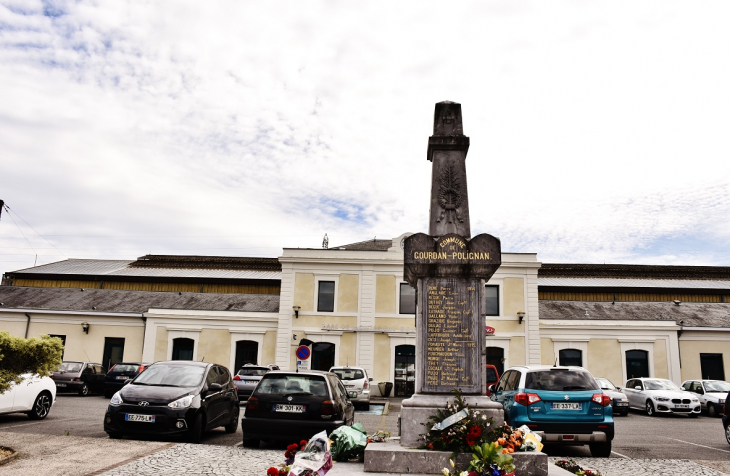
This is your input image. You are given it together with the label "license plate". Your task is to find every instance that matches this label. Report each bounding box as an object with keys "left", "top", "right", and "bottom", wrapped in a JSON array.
[
  {"left": 616, "top": 402, "right": 628, "bottom": 406},
  {"left": 125, "top": 414, "right": 155, "bottom": 423},
  {"left": 344, "top": 385, "right": 354, "bottom": 388},
  {"left": 551, "top": 402, "right": 581, "bottom": 410},
  {"left": 244, "top": 380, "right": 257, "bottom": 385},
  {"left": 274, "top": 404, "right": 305, "bottom": 413},
  {"left": 116, "top": 376, "right": 130, "bottom": 380},
  {"left": 675, "top": 404, "right": 689, "bottom": 409},
  {"left": 56, "top": 383, "right": 67, "bottom": 387}
]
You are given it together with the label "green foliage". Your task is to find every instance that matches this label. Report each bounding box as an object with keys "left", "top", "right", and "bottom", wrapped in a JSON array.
[
  {"left": 0, "top": 332, "right": 64, "bottom": 394},
  {"left": 468, "top": 442, "right": 515, "bottom": 475}
]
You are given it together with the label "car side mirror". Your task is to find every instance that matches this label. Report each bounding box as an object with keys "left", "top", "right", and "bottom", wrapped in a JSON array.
[
  {"left": 635, "top": 386, "right": 641, "bottom": 390},
  {"left": 369, "top": 378, "right": 373, "bottom": 382},
  {"left": 208, "top": 382, "right": 222, "bottom": 392},
  {"left": 348, "top": 391, "right": 358, "bottom": 399},
  {"left": 488, "top": 384, "right": 496, "bottom": 393},
  {"left": 616, "top": 387, "right": 622, "bottom": 391}
]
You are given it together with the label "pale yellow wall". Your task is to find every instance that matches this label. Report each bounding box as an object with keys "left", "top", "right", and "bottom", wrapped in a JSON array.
[
  {"left": 338, "top": 274, "right": 359, "bottom": 313},
  {"left": 587, "top": 339, "right": 623, "bottom": 384},
  {"left": 491, "top": 320, "right": 523, "bottom": 334},
  {"left": 339, "top": 332, "right": 357, "bottom": 366},
  {"left": 374, "top": 317, "right": 416, "bottom": 330},
  {"left": 154, "top": 327, "right": 168, "bottom": 362},
  {"left": 293, "top": 315, "right": 358, "bottom": 329},
  {"left": 294, "top": 273, "right": 315, "bottom": 312},
  {"left": 198, "top": 329, "right": 230, "bottom": 366},
  {"left": 510, "top": 336, "right": 526, "bottom": 365},
  {"left": 1, "top": 320, "right": 28, "bottom": 337},
  {"left": 540, "top": 338, "right": 554, "bottom": 365},
  {"left": 262, "top": 331, "right": 277, "bottom": 365},
  {"left": 503, "top": 278, "right": 525, "bottom": 317},
  {"left": 375, "top": 275, "right": 396, "bottom": 314},
  {"left": 653, "top": 340, "right": 669, "bottom": 379},
  {"left": 373, "top": 334, "right": 391, "bottom": 383},
  {"left": 679, "top": 339, "right": 730, "bottom": 381}
]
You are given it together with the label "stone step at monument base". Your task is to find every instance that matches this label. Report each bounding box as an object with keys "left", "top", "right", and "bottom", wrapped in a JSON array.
[{"left": 362, "top": 442, "right": 548, "bottom": 475}]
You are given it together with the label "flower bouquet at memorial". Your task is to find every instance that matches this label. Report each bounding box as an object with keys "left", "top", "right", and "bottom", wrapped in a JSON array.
[
  {"left": 440, "top": 441, "right": 515, "bottom": 476},
  {"left": 554, "top": 458, "right": 603, "bottom": 476},
  {"left": 423, "top": 389, "right": 498, "bottom": 454}
]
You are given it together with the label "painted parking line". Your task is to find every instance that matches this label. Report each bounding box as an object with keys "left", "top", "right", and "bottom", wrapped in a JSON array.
[
  {"left": 610, "top": 450, "right": 631, "bottom": 459},
  {"left": 660, "top": 437, "right": 730, "bottom": 455},
  {"left": 0, "top": 417, "right": 79, "bottom": 429}
]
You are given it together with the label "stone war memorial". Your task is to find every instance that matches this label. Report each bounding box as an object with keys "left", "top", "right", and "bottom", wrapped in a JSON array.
[{"left": 363, "top": 101, "right": 547, "bottom": 475}]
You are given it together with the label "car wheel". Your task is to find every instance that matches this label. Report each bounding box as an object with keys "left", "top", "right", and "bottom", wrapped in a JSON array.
[
  {"left": 725, "top": 423, "right": 730, "bottom": 446},
  {"left": 243, "top": 437, "right": 260, "bottom": 448},
  {"left": 708, "top": 404, "right": 717, "bottom": 418},
  {"left": 27, "top": 391, "right": 52, "bottom": 420},
  {"left": 646, "top": 400, "right": 655, "bottom": 416},
  {"left": 78, "top": 383, "right": 89, "bottom": 396},
  {"left": 225, "top": 406, "right": 240, "bottom": 434},
  {"left": 188, "top": 413, "right": 205, "bottom": 444},
  {"left": 589, "top": 441, "right": 612, "bottom": 458}
]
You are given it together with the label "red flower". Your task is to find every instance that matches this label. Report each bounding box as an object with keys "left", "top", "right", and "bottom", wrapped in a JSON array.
[
  {"left": 467, "top": 426, "right": 482, "bottom": 438},
  {"left": 300, "top": 439, "right": 309, "bottom": 448},
  {"left": 278, "top": 470, "right": 287, "bottom": 476},
  {"left": 468, "top": 472, "right": 479, "bottom": 476},
  {"left": 267, "top": 468, "right": 279, "bottom": 476},
  {"left": 466, "top": 436, "right": 476, "bottom": 446},
  {"left": 427, "top": 443, "right": 434, "bottom": 450}
]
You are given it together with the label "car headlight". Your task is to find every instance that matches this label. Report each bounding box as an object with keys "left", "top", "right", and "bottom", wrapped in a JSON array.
[
  {"left": 168, "top": 395, "right": 194, "bottom": 409},
  {"left": 620, "top": 397, "right": 628, "bottom": 402},
  {"left": 110, "top": 392, "right": 123, "bottom": 406},
  {"left": 691, "top": 398, "right": 699, "bottom": 403},
  {"left": 655, "top": 397, "right": 669, "bottom": 402}
]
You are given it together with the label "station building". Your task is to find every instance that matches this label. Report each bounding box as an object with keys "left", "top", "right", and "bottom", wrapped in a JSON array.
[{"left": 1, "top": 235, "right": 729, "bottom": 396}]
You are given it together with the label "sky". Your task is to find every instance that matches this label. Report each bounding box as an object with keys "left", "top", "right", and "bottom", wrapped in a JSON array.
[{"left": 1, "top": 0, "right": 730, "bottom": 277}]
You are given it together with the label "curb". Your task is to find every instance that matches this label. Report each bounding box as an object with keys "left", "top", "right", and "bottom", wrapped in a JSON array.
[{"left": 0, "top": 446, "right": 19, "bottom": 466}]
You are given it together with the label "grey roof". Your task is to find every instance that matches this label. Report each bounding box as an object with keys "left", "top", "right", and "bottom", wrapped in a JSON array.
[
  {"left": 332, "top": 239, "right": 393, "bottom": 251},
  {"left": 539, "top": 300, "right": 730, "bottom": 328},
  {"left": 0, "top": 286, "right": 279, "bottom": 313},
  {"left": 540, "top": 263, "right": 730, "bottom": 280},
  {"left": 538, "top": 277, "right": 730, "bottom": 290},
  {"left": 7, "top": 258, "right": 281, "bottom": 280}
]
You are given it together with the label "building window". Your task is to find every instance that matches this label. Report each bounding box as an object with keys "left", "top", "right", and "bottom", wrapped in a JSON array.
[
  {"left": 317, "top": 281, "right": 335, "bottom": 312},
  {"left": 487, "top": 346, "right": 504, "bottom": 377},
  {"left": 626, "top": 349, "right": 649, "bottom": 379},
  {"left": 559, "top": 348, "right": 583, "bottom": 367},
  {"left": 102, "top": 337, "right": 125, "bottom": 370},
  {"left": 172, "top": 338, "right": 195, "bottom": 361},
  {"left": 399, "top": 283, "right": 416, "bottom": 314},
  {"left": 49, "top": 334, "right": 66, "bottom": 360},
  {"left": 311, "top": 342, "right": 335, "bottom": 370},
  {"left": 485, "top": 285, "right": 499, "bottom": 316},
  {"left": 234, "top": 340, "right": 258, "bottom": 373},
  {"left": 394, "top": 345, "right": 415, "bottom": 397},
  {"left": 700, "top": 353, "right": 725, "bottom": 380}
]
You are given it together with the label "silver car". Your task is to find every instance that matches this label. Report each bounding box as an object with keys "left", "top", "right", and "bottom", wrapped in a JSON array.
[
  {"left": 233, "top": 364, "right": 279, "bottom": 401},
  {"left": 681, "top": 379, "right": 730, "bottom": 417},
  {"left": 595, "top": 377, "right": 629, "bottom": 416},
  {"left": 330, "top": 366, "right": 371, "bottom": 409},
  {"left": 624, "top": 377, "right": 700, "bottom": 417}
]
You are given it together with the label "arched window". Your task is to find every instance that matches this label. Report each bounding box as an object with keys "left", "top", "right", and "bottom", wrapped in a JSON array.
[
  {"left": 234, "top": 340, "right": 258, "bottom": 373},
  {"left": 172, "top": 338, "right": 194, "bottom": 361},
  {"left": 626, "top": 350, "right": 649, "bottom": 379},
  {"left": 311, "top": 342, "right": 335, "bottom": 371},
  {"left": 559, "top": 348, "right": 583, "bottom": 367}
]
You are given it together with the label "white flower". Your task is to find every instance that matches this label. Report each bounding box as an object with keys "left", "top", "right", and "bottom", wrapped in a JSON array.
[
  {"left": 441, "top": 469, "right": 450, "bottom": 476},
  {"left": 459, "top": 472, "right": 471, "bottom": 476}
]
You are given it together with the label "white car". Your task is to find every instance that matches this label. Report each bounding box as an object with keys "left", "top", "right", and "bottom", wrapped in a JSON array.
[
  {"left": 623, "top": 377, "right": 700, "bottom": 417},
  {"left": 681, "top": 379, "right": 730, "bottom": 417},
  {"left": 330, "top": 366, "right": 371, "bottom": 409},
  {"left": 0, "top": 373, "right": 56, "bottom": 419}
]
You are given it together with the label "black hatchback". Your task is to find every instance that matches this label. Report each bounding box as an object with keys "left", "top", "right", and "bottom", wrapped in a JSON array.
[
  {"left": 241, "top": 370, "right": 355, "bottom": 447},
  {"left": 103, "top": 361, "right": 239, "bottom": 443}
]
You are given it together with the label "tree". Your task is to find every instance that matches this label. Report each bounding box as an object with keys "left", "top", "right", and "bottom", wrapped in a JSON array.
[{"left": 0, "top": 332, "right": 64, "bottom": 394}]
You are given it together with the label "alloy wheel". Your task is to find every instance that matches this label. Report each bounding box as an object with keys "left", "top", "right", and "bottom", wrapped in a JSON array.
[
  {"left": 30, "top": 392, "right": 51, "bottom": 419},
  {"left": 646, "top": 400, "right": 655, "bottom": 416}
]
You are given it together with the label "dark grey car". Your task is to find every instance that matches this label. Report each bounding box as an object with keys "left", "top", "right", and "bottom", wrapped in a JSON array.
[
  {"left": 51, "top": 361, "right": 106, "bottom": 396},
  {"left": 595, "top": 378, "right": 629, "bottom": 416}
]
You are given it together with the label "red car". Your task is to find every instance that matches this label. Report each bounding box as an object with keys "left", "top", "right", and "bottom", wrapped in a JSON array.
[{"left": 486, "top": 364, "right": 500, "bottom": 396}]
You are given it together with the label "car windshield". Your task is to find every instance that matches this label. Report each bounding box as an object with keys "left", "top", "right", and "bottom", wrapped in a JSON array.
[
  {"left": 644, "top": 380, "right": 680, "bottom": 391},
  {"left": 525, "top": 369, "right": 599, "bottom": 391},
  {"left": 132, "top": 364, "right": 205, "bottom": 387},
  {"left": 704, "top": 381, "right": 730, "bottom": 392},
  {"left": 58, "top": 362, "right": 83, "bottom": 372},
  {"left": 111, "top": 364, "right": 140, "bottom": 373},
  {"left": 237, "top": 368, "right": 268, "bottom": 376},
  {"left": 333, "top": 369, "right": 364, "bottom": 380},
  {"left": 595, "top": 378, "right": 616, "bottom": 390},
  {"left": 255, "top": 375, "right": 328, "bottom": 396}
]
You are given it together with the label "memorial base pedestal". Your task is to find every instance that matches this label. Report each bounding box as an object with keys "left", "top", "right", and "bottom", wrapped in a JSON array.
[{"left": 398, "top": 394, "right": 504, "bottom": 448}]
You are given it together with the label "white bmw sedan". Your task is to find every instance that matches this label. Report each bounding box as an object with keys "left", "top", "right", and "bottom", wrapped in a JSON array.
[
  {"left": 623, "top": 377, "right": 700, "bottom": 417},
  {"left": 0, "top": 373, "right": 57, "bottom": 420}
]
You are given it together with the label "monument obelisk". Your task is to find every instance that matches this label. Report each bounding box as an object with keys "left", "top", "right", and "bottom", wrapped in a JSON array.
[{"left": 399, "top": 101, "right": 504, "bottom": 447}]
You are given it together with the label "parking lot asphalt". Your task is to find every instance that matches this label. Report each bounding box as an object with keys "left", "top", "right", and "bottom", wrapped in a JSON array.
[{"left": 0, "top": 396, "right": 729, "bottom": 475}]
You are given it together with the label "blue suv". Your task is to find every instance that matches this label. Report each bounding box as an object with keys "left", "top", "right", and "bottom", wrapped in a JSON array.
[{"left": 490, "top": 365, "right": 614, "bottom": 457}]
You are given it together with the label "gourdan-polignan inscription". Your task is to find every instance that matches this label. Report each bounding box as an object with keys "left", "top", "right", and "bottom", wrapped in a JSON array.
[{"left": 424, "top": 278, "right": 480, "bottom": 392}]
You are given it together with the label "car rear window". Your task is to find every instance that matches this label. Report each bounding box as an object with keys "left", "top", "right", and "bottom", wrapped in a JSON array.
[
  {"left": 111, "top": 364, "right": 140, "bottom": 373},
  {"left": 256, "top": 375, "right": 329, "bottom": 396},
  {"left": 333, "top": 369, "right": 364, "bottom": 380},
  {"left": 59, "top": 362, "right": 83, "bottom": 372},
  {"left": 237, "top": 368, "right": 268, "bottom": 376},
  {"left": 525, "top": 370, "right": 599, "bottom": 391}
]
